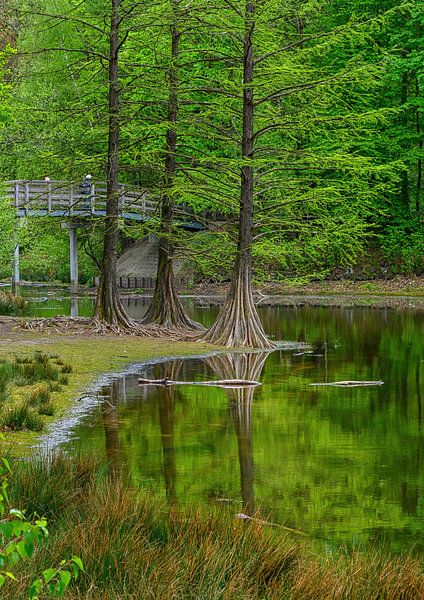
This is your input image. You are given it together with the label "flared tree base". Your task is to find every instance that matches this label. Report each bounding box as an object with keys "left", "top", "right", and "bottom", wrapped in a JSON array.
[
  {"left": 142, "top": 266, "right": 203, "bottom": 331},
  {"left": 142, "top": 291, "right": 203, "bottom": 331},
  {"left": 94, "top": 279, "right": 147, "bottom": 335},
  {"left": 201, "top": 277, "right": 275, "bottom": 349}
]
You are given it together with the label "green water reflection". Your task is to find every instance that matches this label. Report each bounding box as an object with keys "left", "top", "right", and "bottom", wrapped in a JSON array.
[{"left": 56, "top": 306, "right": 424, "bottom": 552}]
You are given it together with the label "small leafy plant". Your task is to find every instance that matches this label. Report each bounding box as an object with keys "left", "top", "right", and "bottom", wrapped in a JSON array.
[{"left": 0, "top": 441, "right": 83, "bottom": 598}]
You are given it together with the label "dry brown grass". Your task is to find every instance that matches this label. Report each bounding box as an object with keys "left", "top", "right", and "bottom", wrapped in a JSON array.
[{"left": 5, "top": 455, "right": 424, "bottom": 599}]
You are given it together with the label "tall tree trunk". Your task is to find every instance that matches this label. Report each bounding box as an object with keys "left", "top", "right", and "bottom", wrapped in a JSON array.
[
  {"left": 143, "top": 0, "right": 202, "bottom": 330},
  {"left": 94, "top": 0, "right": 139, "bottom": 330},
  {"left": 416, "top": 75, "right": 422, "bottom": 213},
  {"left": 202, "top": 0, "right": 274, "bottom": 349},
  {"left": 400, "top": 68, "right": 410, "bottom": 212}
]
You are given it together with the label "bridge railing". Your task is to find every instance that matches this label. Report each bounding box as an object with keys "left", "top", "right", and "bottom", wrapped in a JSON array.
[
  {"left": 5, "top": 180, "right": 156, "bottom": 217},
  {"left": 5, "top": 180, "right": 226, "bottom": 228}
]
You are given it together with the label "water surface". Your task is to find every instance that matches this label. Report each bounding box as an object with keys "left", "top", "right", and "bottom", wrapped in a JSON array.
[{"left": 49, "top": 304, "right": 424, "bottom": 553}]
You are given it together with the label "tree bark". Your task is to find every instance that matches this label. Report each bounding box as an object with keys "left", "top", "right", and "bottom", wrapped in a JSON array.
[
  {"left": 202, "top": 0, "right": 274, "bottom": 349},
  {"left": 94, "top": 0, "right": 140, "bottom": 331},
  {"left": 416, "top": 75, "right": 422, "bottom": 213},
  {"left": 400, "top": 68, "right": 410, "bottom": 212},
  {"left": 142, "top": 0, "right": 202, "bottom": 330}
]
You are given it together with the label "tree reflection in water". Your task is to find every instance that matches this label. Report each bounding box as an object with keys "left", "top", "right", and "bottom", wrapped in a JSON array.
[
  {"left": 154, "top": 360, "right": 184, "bottom": 508},
  {"left": 101, "top": 380, "right": 125, "bottom": 477},
  {"left": 206, "top": 352, "right": 270, "bottom": 516}
]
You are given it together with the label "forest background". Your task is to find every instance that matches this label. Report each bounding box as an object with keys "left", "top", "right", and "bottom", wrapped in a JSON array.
[{"left": 0, "top": 0, "right": 422, "bottom": 286}]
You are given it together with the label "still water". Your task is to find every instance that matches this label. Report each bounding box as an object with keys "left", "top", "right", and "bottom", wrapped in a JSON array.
[{"left": 32, "top": 295, "right": 421, "bottom": 554}]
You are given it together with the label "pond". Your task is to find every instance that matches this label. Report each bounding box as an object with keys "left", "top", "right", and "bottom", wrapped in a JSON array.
[{"left": 30, "top": 292, "right": 423, "bottom": 554}]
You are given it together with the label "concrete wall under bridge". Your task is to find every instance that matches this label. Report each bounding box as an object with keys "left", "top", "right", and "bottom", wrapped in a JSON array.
[{"left": 116, "top": 235, "right": 190, "bottom": 290}]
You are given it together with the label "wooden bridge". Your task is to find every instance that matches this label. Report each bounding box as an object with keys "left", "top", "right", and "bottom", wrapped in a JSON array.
[{"left": 6, "top": 179, "right": 204, "bottom": 293}]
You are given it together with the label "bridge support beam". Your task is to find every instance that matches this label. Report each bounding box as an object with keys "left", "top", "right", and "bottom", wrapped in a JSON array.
[
  {"left": 69, "top": 225, "right": 79, "bottom": 294},
  {"left": 11, "top": 243, "right": 20, "bottom": 295}
]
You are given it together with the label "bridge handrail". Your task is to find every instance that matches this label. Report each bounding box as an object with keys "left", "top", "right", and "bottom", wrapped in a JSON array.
[
  {"left": 5, "top": 179, "right": 152, "bottom": 216},
  {"left": 4, "top": 180, "right": 216, "bottom": 226}
]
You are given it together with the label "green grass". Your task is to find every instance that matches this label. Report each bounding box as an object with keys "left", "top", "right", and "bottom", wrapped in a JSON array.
[
  {"left": 4, "top": 454, "right": 424, "bottom": 599},
  {"left": 0, "top": 353, "right": 70, "bottom": 432}
]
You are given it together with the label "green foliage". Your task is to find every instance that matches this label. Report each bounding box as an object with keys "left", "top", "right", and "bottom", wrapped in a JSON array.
[
  {"left": 381, "top": 218, "right": 424, "bottom": 274},
  {"left": 185, "top": 232, "right": 236, "bottom": 282},
  {"left": 0, "top": 0, "right": 422, "bottom": 282},
  {"left": 0, "top": 439, "right": 83, "bottom": 598},
  {"left": 0, "top": 197, "right": 16, "bottom": 277}
]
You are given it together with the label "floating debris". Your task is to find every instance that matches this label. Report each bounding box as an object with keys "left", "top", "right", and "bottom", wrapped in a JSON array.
[{"left": 310, "top": 380, "right": 384, "bottom": 387}]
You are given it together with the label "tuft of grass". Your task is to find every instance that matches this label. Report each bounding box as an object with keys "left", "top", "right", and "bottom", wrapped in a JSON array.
[
  {"left": 60, "top": 363, "right": 73, "bottom": 374},
  {"left": 0, "top": 353, "right": 71, "bottom": 432},
  {"left": 1, "top": 403, "right": 44, "bottom": 432},
  {"left": 0, "top": 291, "right": 29, "bottom": 316},
  {"left": 24, "top": 383, "right": 51, "bottom": 406},
  {"left": 14, "top": 352, "right": 60, "bottom": 385},
  {"left": 37, "top": 401, "right": 55, "bottom": 416},
  {"left": 5, "top": 455, "right": 424, "bottom": 600},
  {"left": 58, "top": 374, "right": 69, "bottom": 386},
  {"left": 48, "top": 381, "right": 62, "bottom": 393},
  {"left": 0, "top": 361, "right": 15, "bottom": 401}
]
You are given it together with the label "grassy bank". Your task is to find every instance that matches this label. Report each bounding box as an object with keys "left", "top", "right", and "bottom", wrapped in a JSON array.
[
  {"left": 0, "top": 318, "right": 216, "bottom": 453},
  {"left": 4, "top": 455, "right": 424, "bottom": 600}
]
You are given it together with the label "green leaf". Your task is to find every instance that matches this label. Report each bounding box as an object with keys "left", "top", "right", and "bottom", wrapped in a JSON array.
[
  {"left": 29, "top": 578, "right": 42, "bottom": 600},
  {"left": 9, "top": 508, "right": 25, "bottom": 519},
  {"left": 0, "top": 574, "right": 5, "bottom": 588},
  {"left": 43, "top": 567, "right": 57, "bottom": 584},
  {"left": 16, "top": 540, "right": 28, "bottom": 559},
  {"left": 60, "top": 570, "right": 71, "bottom": 587},
  {"left": 0, "top": 521, "right": 13, "bottom": 539},
  {"left": 71, "top": 556, "right": 84, "bottom": 572},
  {"left": 1, "top": 459, "right": 11, "bottom": 474}
]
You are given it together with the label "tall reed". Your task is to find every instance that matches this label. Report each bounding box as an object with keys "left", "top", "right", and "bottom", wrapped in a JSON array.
[{"left": 5, "top": 454, "right": 424, "bottom": 599}]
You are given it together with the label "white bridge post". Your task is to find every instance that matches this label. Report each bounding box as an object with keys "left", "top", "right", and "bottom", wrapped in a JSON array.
[
  {"left": 69, "top": 224, "right": 79, "bottom": 294},
  {"left": 11, "top": 184, "right": 21, "bottom": 295},
  {"left": 11, "top": 242, "right": 20, "bottom": 295}
]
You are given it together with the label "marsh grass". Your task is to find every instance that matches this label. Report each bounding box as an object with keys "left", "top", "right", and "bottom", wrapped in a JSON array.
[
  {"left": 5, "top": 454, "right": 424, "bottom": 599},
  {"left": 0, "top": 291, "right": 29, "bottom": 316},
  {"left": 1, "top": 403, "right": 44, "bottom": 431},
  {"left": 0, "top": 353, "right": 69, "bottom": 431}
]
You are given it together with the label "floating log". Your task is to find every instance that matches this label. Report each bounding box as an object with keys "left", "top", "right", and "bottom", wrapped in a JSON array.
[
  {"left": 310, "top": 380, "right": 384, "bottom": 387},
  {"left": 138, "top": 378, "right": 261, "bottom": 388}
]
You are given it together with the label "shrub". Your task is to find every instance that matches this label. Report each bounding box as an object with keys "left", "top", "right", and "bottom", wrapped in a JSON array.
[
  {"left": 0, "top": 442, "right": 83, "bottom": 598},
  {"left": 0, "top": 291, "right": 29, "bottom": 316},
  {"left": 381, "top": 218, "right": 424, "bottom": 275}
]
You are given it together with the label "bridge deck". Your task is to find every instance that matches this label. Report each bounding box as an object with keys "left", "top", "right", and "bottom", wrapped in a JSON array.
[
  {"left": 6, "top": 180, "right": 153, "bottom": 217},
  {"left": 5, "top": 180, "right": 208, "bottom": 293},
  {"left": 5, "top": 180, "right": 203, "bottom": 230}
]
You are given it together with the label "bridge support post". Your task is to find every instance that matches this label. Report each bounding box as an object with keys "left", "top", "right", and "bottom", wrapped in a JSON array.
[
  {"left": 69, "top": 225, "right": 79, "bottom": 294},
  {"left": 11, "top": 243, "right": 20, "bottom": 295}
]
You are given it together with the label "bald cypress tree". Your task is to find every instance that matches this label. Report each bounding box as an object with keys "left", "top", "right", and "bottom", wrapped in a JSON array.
[
  {"left": 94, "top": 0, "right": 142, "bottom": 330},
  {"left": 142, "top": 0, "right": 202, "bottom": 330},
  {"left": 199, "top": 0, "right": 401, "bottom": 348}
]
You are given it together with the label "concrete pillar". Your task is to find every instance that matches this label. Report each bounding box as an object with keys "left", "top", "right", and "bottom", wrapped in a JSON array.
[
  {"left": 11, "top": 243, "right": 20, "bottom": 295},
  {"left": 69, "top": 225, "right": 79, "bottom": 294},
  {"left": 70, "top": 295, "right": 79, "bottom": 318}
]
